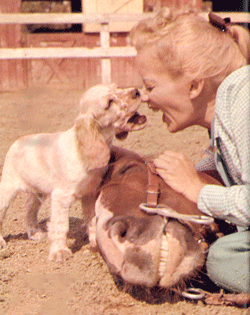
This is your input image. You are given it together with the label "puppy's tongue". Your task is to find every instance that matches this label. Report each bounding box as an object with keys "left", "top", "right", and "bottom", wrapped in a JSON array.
[
  {"left": 115, "top": 112, "right": 147, "bottom": 140},
  {"left": 115, "top": 131, "right": 128, "bottom": 140}
]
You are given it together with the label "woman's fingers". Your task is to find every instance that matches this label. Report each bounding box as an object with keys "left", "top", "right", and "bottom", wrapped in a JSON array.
[{"left": 154, "top": 150, "right": 205, "bottom": 203}]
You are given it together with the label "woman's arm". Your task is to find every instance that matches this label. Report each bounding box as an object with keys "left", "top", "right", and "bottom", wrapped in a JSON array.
[
  {"left": 198, "top": 74, "right": 250, "bottom": 227},
  {"left": 155, "top": 68, "right": 250, "bottom": 227}
]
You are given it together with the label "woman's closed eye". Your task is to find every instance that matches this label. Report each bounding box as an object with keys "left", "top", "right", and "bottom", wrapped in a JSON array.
[
  {"left": 143, "top": 80, "right": 156, "bottom": 93},
  {"left": 144, "top": 84, "right": 155, "bottom": 92}
]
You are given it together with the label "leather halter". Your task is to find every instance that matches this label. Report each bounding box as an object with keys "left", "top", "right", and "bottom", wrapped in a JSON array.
[
  {"left": 141, "top": 161, "right": 215, "bottom": 251},
  {"left": 146, "top": 161, "right": 160, "bottom": 208},
  {"left": 140, "top": 162, "right": 214, "bottom": 225},
  {"left": 140, "top": 163, "right": 250, "bottom": 305}
]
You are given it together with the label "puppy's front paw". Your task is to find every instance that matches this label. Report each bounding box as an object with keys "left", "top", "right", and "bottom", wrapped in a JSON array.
[
  {"left": 27, "top": 228, "right": 46, "bottom": 242},
  {"left": 0, "top": 236, "right": 6, "bottom": 249},
  {"left": 88, "top": 217, "right": 98, "bottom": 250},
  {"left": 88, "top": 233, "right": 98, "bottom": 251},
  {"left": 49, "top": 246, "right": 73, "bottom": 263}
]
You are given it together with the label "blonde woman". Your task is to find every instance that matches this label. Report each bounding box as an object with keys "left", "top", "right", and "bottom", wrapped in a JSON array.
[{"left": 131, "top": 9, "right": 250, "bottom": 293}]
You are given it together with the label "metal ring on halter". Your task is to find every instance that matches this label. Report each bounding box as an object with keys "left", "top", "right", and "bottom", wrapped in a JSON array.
[
  {"left": 139, "top": 203, "right": 214, "bottom": 225},
  {"left": 181, "top": 288, "right": 205, "bottom": 300}
]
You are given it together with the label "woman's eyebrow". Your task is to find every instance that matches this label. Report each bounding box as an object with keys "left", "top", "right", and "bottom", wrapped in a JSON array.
[{"left": 143, "top": 78, "right": 156, "bottom": 85}]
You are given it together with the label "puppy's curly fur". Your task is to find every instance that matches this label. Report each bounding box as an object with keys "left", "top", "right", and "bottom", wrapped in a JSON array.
[{"left": 0, "top": 84, "right": 144, "bottom": 262}]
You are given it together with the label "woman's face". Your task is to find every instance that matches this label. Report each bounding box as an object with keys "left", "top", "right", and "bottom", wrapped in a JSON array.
[{"left": 137, "top": 45, "right": 201, "bottom": 133}]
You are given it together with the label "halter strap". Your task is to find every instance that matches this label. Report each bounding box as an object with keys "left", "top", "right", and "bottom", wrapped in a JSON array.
[
  {"left": 146, "top": 161, "right": 160, "bottom": 208},
  {"left": 142, "top": 161, "right": 214, "bottom": 225},
  {"left": 140, "top": 203, "right": 214, "bottom": 225}
]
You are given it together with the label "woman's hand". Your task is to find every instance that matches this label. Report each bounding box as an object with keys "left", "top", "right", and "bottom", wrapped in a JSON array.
[{"left": 154, "top": 150, "right": 206, "bottom": 204}]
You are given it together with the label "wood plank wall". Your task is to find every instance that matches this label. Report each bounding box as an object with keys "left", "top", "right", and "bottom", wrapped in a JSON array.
[
  {"left": 0, "top": 0, "right": 27, "bottom": 91},
  {"left": 0, "top": 0, "right": 202, "bottom": 91}
]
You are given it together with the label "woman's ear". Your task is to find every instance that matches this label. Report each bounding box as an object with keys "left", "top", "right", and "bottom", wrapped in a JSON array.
[{"left": 189, "top": 79, "right": 204, "bottom": 100}]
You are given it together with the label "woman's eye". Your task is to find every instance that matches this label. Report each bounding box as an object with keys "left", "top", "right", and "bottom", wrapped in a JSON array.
[{"left": 146, "top": 86, "right": 154, "bottom": 92}]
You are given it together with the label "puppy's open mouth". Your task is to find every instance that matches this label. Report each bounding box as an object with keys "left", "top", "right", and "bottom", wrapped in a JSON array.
[{"left": 115, "top": 112, "right": 147, "bottom": 140}]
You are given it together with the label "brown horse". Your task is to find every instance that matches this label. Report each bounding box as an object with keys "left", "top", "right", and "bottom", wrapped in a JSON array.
[{"left": 87, "top": 151, "right": 235, "bottom": 292}]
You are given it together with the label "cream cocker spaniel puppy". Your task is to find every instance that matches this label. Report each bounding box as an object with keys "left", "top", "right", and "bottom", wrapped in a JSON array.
[{"left": 0, "top": 84, "right": 147, "bottom": 262}]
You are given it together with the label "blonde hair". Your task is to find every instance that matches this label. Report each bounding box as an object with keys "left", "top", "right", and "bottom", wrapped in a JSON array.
[{"left": 131, "top": 8, "right": 250, "bottom": 86}]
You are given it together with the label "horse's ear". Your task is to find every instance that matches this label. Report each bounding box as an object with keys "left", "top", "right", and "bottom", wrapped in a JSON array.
[{"left": 75, "top": 114, "right": 110, "bottom": 170}]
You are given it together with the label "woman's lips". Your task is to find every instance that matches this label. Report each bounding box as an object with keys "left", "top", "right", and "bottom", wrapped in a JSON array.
[
  {"left": 162, "top": 113, "right": 170, "bottom": 124},
  {"left": 148, "top": 104, "right": 159, "bottom": 112}
]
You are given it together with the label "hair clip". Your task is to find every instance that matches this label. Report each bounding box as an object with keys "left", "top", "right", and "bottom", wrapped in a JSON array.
[{"left": 208, "top": 12, "right": 231, "bottom": 33}]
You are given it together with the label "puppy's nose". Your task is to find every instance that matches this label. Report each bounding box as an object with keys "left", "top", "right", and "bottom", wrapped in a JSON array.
[{"left": 131, "top": 88, "right": 140, "bottom": 99}]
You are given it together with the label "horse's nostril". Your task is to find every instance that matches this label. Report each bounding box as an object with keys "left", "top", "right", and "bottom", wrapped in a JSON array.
[
  {"left": 120, "top": 229, "right": 127, "bottom": 238},
  {"left": 109, "top": 221, "right": 128, "bottom": 242},
  {"left": 132, "top": 88, "right": 140, "bottom": 99}
]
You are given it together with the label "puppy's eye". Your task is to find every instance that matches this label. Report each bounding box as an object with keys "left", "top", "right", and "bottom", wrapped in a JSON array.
[{"left": 106, "top": 99, "right": 114, "bottom": 110}]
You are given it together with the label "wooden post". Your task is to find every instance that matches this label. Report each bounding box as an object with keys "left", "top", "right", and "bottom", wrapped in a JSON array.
[
  {"left": 0, "top": 0, "right": 27, "bottom": 91},
  {"left": 100, "top": 23, "right": 111, "bottom": 84}
]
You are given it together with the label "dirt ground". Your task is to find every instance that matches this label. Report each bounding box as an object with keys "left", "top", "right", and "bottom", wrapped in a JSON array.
[{"left": 0, "top": 87, "right": 248, "bottom": 315}]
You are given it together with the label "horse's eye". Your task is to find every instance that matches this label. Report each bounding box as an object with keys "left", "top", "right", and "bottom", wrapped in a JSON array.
[
  {"left": 106, "top": 99, "right": 114, "bottom": 110},
  {"left": 120, "top": 163, "right": 138, "bottom": 174}
]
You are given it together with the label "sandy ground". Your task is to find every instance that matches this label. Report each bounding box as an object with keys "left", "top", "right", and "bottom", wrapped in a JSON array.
[{"left": 0, "top": 87, "right": 248, "bottom": 315}]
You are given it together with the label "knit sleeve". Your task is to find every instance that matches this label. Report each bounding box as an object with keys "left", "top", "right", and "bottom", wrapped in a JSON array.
[
  {"left": 198, "top": 67, "right": 250, "bottom": 227},
  {"left": 195, "top": 153, "right": 216, "bottom": 172}
]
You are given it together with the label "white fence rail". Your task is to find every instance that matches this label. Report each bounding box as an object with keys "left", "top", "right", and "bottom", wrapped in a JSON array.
[
  {"left": 0, "top": 12, "right": 249, "bottom": 25},
  {"left": 0, "top": 12, "right": 249, "bottom": 84},
  {"left": 0, "top": 13, "right": 155, "bottom": 84},
  {"left": 0, "top": 13, "right": 154, "bottom": 25},
  {"left": 0, "top": 46, "right": 137, "bottom": 59}
]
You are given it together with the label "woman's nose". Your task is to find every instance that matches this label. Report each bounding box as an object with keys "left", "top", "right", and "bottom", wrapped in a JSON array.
[{"left": 139, "top": 87, "right": 149, "bottom": 102}]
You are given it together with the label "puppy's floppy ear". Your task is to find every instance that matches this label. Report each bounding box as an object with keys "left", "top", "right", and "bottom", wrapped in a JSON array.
[{"left": 75, "top": 114, "right": 111, "bottom": 171}]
